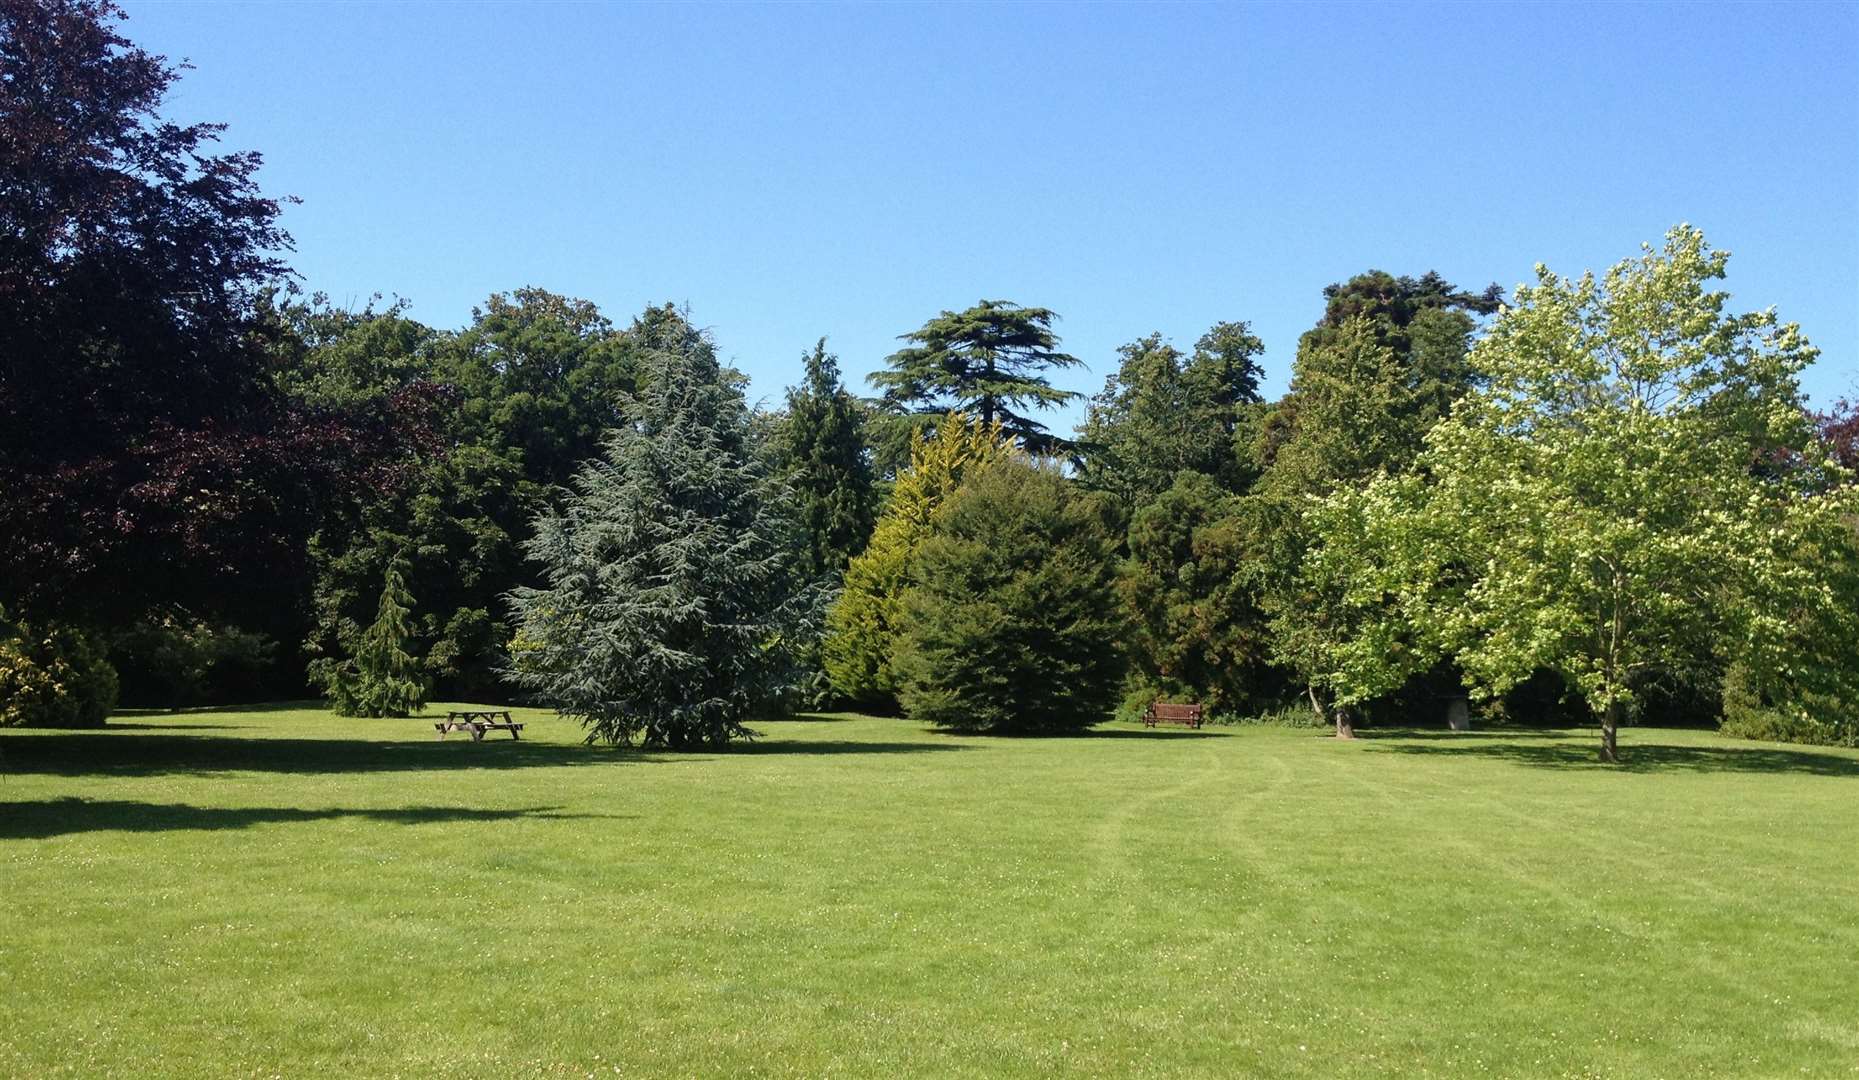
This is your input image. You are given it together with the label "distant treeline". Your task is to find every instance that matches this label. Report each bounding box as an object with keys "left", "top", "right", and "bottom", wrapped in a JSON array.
[{"left": 3, "top": 0, "right": 1855, "bottom": 758}]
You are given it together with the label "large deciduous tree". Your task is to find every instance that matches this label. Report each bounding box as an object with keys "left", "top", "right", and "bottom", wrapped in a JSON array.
[
  {"left": 0, "top": 0, "right": 429, "bottom": 624},
  {"left": 1315, "top": 226, "right": 1858, "bottom": 761},
  {"left": 1248, "top": 270, "right": 1496, "bottom": 734},
  {"left": 1252, "top": 317, "right": 1437, "bottom": 735},
  {"left": 870, "top": 300, "right": 1083, "bottom": 454},
  {"left": 433, "top": 288, "right": 645, "bottom": 486},
  {"left": 506, "top": 326, "right": 812, "bottom": 748}
]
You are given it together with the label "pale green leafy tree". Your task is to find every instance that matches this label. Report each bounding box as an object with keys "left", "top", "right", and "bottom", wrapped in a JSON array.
[{"left": 1314, "top": 225, "right": 1856, "bottom": 761}]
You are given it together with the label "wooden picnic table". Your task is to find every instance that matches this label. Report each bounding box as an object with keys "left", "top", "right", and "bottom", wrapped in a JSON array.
[{"left": 434, "top": 710, "right": 524, "bottom": 741}]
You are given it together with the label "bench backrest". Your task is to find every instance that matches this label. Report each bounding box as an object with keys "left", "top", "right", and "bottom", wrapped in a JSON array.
[{"left": 1150, "top": 702, "right": 1204, "bottom": 720}]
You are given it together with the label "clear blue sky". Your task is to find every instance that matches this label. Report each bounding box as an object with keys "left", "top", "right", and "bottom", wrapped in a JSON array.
[{"left": 124, "top": 1, "right": 1857, "bottom": 422}]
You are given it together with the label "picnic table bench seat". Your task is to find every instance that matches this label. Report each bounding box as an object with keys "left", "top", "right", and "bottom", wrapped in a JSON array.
[
  {"left": 434, "top": 710, "right": 524, "bottom": 741},
  {"left": 1143, "top": 701, "right": 1206, "bottom": 729}
]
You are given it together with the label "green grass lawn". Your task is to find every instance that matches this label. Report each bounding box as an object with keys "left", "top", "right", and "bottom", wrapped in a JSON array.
[{"left": 4, "top": 706, "right": 1858, "bottom": 1077}]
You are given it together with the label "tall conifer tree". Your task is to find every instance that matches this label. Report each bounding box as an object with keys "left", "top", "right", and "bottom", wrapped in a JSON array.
[
  {"left": 821, "top": 414, "right": 1017, "bottom": 709},
  {"left": 777, "top": 340, "right": 877, "bottom": 579},
  {"left": 506, "top": 329, "right": 811, "bottom": 748},
  {"left": 327, "top": 560, "right": 428, "bottom": 718},
  {"left": 870, "top": 301, "right": 1082, "bottom": 454}
]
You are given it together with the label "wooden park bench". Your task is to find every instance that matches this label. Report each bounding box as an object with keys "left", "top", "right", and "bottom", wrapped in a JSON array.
[
  {"left": 1143, "top": 701, "right": 1206, "bottom": 729},
  {"left": 434, "top": 710, "right": 524, "bottom": 741}
]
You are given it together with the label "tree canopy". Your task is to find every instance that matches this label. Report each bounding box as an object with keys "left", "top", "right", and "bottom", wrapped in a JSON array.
[
  {"left": 1077, "top": 321, "right": 1266, "bottom": 503},
  {"left": 1312, "top": 226, "right": 1857, "bottom": 760},
  {"left": 870, "top": 300, "right": 1083, "bottom": 454},
  {"left": 0, "top": 0, "right": 430, "bottom": 625},
  {"left": 774, "top": 340, "right": 877, "bottom": 580}
]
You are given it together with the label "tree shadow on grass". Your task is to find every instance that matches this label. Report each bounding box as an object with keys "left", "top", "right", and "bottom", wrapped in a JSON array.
[
  {"left": 1072, "top": 728, "right": 1227, "bottom": 740},
  {"left": 1363, "top": 736, "right": 1859, "bottom": 777},
  {"left": 1354, "top": 726, "right": 1574, "bottom": 741},
  {"left": 104, "top": 722, "right": 247, "bottom": 731},
  {"left": 0, "top": 729, "right": 969, "bottom": 778},
  {"left": 904, "top": 727, "right": 1224, "bottom": 741},
  {"left": 0, "top": 798, "right": 618, "bottom": 840},
  {"left": 0, "top": 732, "right": 652, "bottom": 778},
  {"left": 112, "top": 701, "right": 327, "bottom": 718},
  {"left": 718, "top": 739, "right": 971, "bottom": 756},
  {"left": 777, "top": 712, "right": 864, "bottom": 724}
]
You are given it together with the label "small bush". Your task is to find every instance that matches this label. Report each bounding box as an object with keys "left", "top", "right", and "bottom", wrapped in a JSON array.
[
  {"left": 1718, "top": 707, "right": 1854, "bottom": 747},
  {"left": 0, "top": 614, "right": 119, "bottom": 728},
  {"left": 1240, "top": 701, "right": 1330, "bottom": 728}
]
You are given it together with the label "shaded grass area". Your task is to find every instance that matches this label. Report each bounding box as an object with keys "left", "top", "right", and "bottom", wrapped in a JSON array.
[
  {"left": 1, "top": 799, "right": 621, "bottom": 840},
  {"left": 3, "top": 706, "right": 1858, "bottom": 1076},
  {"left": 1358, "top": 726, "right": 1859, "bottom": 776}
]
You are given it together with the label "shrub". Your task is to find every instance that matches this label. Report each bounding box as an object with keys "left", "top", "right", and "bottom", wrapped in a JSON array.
[
  {"left": 1719, "top": 661, "right": 1856, "bottom": 748},
  {"left": 110, "top": 616, "right": 275, "bottom": 709},
  {"left": 0, "top": 612, "right": 119, "bottom": 728},
  {"left": 895, "top": 460, "right": 1127, "bottom": 734}
]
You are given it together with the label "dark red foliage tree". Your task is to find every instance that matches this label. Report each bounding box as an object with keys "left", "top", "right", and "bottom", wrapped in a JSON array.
[
  {"left": 0, "top": 0, "right": 428, "bottom": 622},
  {"left": 1818, "top": 397, "right": 1859, "bottom": 473}
]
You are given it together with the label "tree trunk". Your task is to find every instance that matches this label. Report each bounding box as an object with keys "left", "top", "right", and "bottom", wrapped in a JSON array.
[
  {"left": 1307, "top": 684, "right": 1325, "bottom": 724},
  {"left": 980, "top": 354, "right": 996, "bottom": 428},
  {"left": 1334, "top": 706, "right": 1356, "bottom": 740},
  {"left": 1600, "top": 698, "right": 1621, "bottom": 763}
]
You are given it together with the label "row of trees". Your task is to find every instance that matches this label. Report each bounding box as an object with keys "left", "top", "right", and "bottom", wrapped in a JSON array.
[
  {"left": 3, "top": 0, "right": 1854, "bottom": 760},
  {"left": 483, "top": 232, "right": 1859, "bottom": 757}
]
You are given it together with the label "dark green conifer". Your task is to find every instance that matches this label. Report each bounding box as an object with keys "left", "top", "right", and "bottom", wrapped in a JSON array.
[
  {"left": 328, "top": 560, "right": 428, "bottom": 718},
  {"left": 895, "top": 460, "right": 1127, "bottom": 734},
  {"left": 777, "top": 340, "right": 877, "bottom": 579},
  {"left": 870, "top": 300, "right": 1083, "bottom": 455}
]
